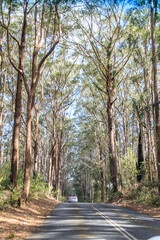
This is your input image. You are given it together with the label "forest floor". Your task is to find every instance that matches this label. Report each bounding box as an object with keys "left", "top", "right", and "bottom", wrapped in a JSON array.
[
  {"left": 0, "top": 198, "right": 160, "bottom": 240},
  {"left": 111, "top": 199, "right": 160, "bottom": 219},
  {"left": 0, "top": 197, "right": 60, "bottom": 240}
]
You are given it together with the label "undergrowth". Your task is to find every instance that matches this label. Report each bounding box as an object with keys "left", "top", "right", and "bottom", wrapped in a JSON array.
[
  {"left": 122, "top": 183, "right": 160, "bottom": 206},
  {"left": 0, "top": 163, "right": 49, "bottom": 209},
  {"left": 134, "top": 186, "right": 160, "bottom": 206}
]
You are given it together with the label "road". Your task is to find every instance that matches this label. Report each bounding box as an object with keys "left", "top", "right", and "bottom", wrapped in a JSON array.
[{"left": 28, "top": 203, "right": 160, "bottom": 240}]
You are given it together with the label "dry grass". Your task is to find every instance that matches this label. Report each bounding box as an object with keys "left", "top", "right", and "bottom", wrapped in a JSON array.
[
  {"left": 0, "top": 197, "right": 59, "bottom": 240},
  {"left": 111, "top": 199, "right": 160, "bottom": 218}
]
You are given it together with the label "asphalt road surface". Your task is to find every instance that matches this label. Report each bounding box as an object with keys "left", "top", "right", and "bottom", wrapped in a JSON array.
[{"left": 28, "top": 203, "right": 160, "bottom": 240}]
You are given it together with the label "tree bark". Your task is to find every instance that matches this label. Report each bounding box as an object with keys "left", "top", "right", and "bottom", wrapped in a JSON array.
[
  {"left": 136, "top": 128, "right": 144, "bottom": 182},
  {"left": 146, "top": 110, "right": 153, "bottom": 183},
  {"left": 33, "top": 107, "right": 41, "bottom": 179},
  {"left": 48, "top": 113, "right": 57, "bottom": 194},
  {"left": 0, "top": 72, "right": 6, "bottom": 169},
  {"left": 0, "top": 31, "right": 4, "bottom": 169},
  {"left": 57, "top": 130, "right": 63, "bottom": 199},
  {"left": 143, "top": 40, "right": 153, "bottom": 184},
  {"left": 52, "top": 139, "right": 57, "bottom": 192},
  {"left": 107, "top": 78, "right": 118, "bottom": 192},
  {"left": 23, "top": 95, "right": 33, "bottom": 200},
  {"left": 48, "top": 153, "right": 52, "bottom": 195},
  {"left": 10, "top": 0, "right": 28, "bottom": 187},
  {"left": 52, "top": 102, "right": 57, "bottom": 193},
  {"left": 99, "top": 140, "right": 104, "bottom": 202}
]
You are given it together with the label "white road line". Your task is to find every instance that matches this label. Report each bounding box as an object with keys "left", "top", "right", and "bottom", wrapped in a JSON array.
[{"left": 92, "top": 206, "right": 138, "bottom": 240}]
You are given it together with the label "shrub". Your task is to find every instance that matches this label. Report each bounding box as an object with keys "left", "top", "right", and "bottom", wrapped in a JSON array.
[
  {"left": 29, "top": 174, "right": 48, "bottom": 199},
  {"left": 0, "top": 198, "right": 10, "bottom": 210},
  {"left": 134, "top": 186, "right": 159, "bottom": 205},
  {"left": 0, "top": 162, "right": 12, "bottom": 190},
  {"left": 10, "top": 188, "right": 22, "bottom": 207},
  {"left": 6, "top": 234, "right": 15, "bottom": 239},
  {"left": 59, "top": 196, "right": 67, "bottom": 202}
]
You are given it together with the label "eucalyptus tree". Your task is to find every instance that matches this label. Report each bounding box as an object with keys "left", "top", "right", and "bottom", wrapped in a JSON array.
[
  {"left": 0, "top": 0, "right": 62, "bottom": 198},
  {"left": 0, "top": 24, "right": 19, "bottom": 170},
  {"left": 150, "top": 0, "right": 160, "bottom": 193},
  {"left": 0, "top": 27, "right": 6, "bottom": 168},
  {"left": 118, "top": 8, "right": 149, "bottom": 185},
  {"left": 0, "top": 0, "right": 28, "bottom": 186},
  {"left": 71, "top": 115, "right": 98, "bottom": 201},
  {"left": 59, "top": 117, "right": 78, "bottom": 197},
  {"left": 32, "top": 81, "right": 44, "bottom": 179},
  {"left": 83, "top": 86, "right": 108, "bottom": 201},
  {"left": 66, "top": 0, "right": 135, "bottom": 192},
  {"left": 127, "top": 0, "right": 160, "bottom": 189},
  {"left": 71, "top": 77, "right": 109, "bottom": 202},
  {"left": 41, "top": 48, "right": 79, "bottom": 196},
  {"left": 22, "top": 0, "right": 62, "bottom": 200}
]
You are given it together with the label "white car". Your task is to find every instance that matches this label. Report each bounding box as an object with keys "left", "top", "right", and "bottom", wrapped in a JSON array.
[{"left": 68, "top": 194, "right": 78, "bottom": 203}]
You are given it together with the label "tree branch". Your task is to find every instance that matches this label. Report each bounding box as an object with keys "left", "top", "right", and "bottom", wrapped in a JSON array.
[
  {"left": 0, "top": 21, "right": 20, "bottom": 47},
  {"left": 35, "top": 4, "right": 61, "bottom": 91},
  {"left": 112, "top": 54, "right": 131, "bottom": 80},
  {"left": 27, "top": 0, "right": 41, "bottom": 14},
  {"left": 35, "top": 0, "right": 45, "bottom": 51}
]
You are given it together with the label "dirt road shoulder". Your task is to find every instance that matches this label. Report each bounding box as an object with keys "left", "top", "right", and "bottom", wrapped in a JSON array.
[{"left": 0, "top": 197, "right": 59, "bottom": 240}]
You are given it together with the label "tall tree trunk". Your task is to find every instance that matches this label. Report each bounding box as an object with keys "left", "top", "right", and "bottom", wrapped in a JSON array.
[
  {"left": 33, "top": 108, "right": 40, "bottom": 179},
  {"left": 143, "top": 40, "right": 153, "bottom": 184},
  {"left": 22, "top": 1, "right": 61, "bottom": 200},
  {"left": 33, "top": 87, "right": 43, "bottom": 178},
  {"left": 99, "top": 140, "right": 104, "bottom": 202},
  {"left": 11, "top": 72, "right": 23, "bottom": 186},
  {"left": 51, "top": 92, "right": 58, "bottom": 193},
  {"left": 0, "top": 72, "right": 6, "bottom": 169},
  {"left": 146, "top": 110, "right": 153, "bottom": 184},
  {"left": 10, "top": 0, "right": 28, "bottom": 187},
  {"left": 52, "top": 140, "right": 57, "bottom": 192},
  {"left": 136, "top": 128, "right": 144, "bottom": 182},
  {"left": 107, "top": 79, "right": 118, "bottom": 192},
  {"left": 48, "top": 153, "right": 52, "bottom": 195},
  {"left": 57, "top": 131, "right": 63, "bottom": 199},
  {"left": 61, "top": 150, "right": 67, "bottom": 197},
  {"left": 22, "top": 2, "right": 41, "bottom": 199},
  {"left": 0, "top": 31, "right": 4, "bottom": 169},
  {"left": 48, "top": 120, "right": 57, "bottom": 195},
  {"left": 22, "top": 1, "right": 45, "bottom": 200},
  {"left": 0, "top": 31, "right": 2, "bottom": 68},
  {"left": 150, "top": 0, "right": 160, "bottom": 192},
  {"left": 52, "top": 114, "right": 57, "bottom": 193},
  {"left": 83, "top": 171, "right": 87, "bottom": 200},
  {"left": 23, "top": 95, "right": 34, "bottom": 200}
]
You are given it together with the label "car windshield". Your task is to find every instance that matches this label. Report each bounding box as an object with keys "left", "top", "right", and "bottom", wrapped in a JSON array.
[{"left": 68, "top": 194, "right": 77, "bottom": 197}]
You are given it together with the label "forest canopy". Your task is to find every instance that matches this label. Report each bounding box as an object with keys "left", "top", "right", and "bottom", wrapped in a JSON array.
[{"left": 0, "top": 0, "right": 160, "bottom": 204}]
